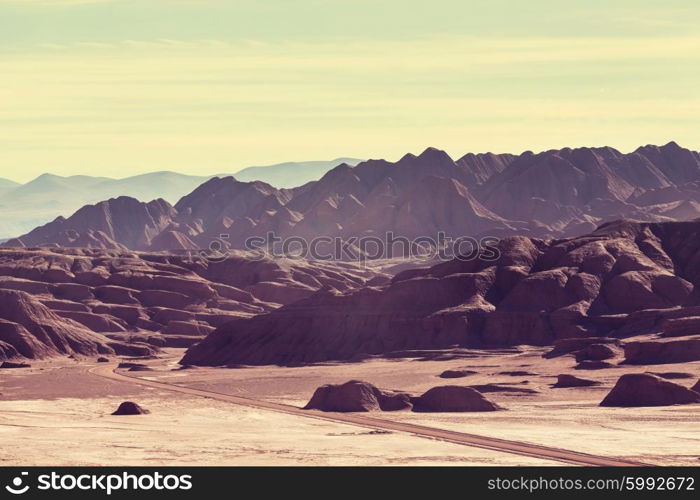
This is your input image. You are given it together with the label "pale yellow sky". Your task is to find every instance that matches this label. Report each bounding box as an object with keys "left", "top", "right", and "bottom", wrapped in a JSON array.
[{"left": 0, "top": 1, "right": 699, "bottom": 182}]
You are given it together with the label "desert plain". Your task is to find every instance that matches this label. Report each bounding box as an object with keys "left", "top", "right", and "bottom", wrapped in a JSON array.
[{"left": 2, "top": 344, "right": 698, "bottom": 466}]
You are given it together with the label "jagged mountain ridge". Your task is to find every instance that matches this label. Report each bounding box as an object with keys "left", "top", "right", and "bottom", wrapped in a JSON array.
[
  {"left": 4, "top": 142, "right": 700, "bottom": 252},
  {"left": 0, "top": 158, "right": 358, "bottom": 240}
]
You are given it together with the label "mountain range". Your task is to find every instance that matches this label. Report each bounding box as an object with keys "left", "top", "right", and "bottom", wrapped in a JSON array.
[
  {"left": 5, "top": 142, "right": 699, "bottom": 253},
  {"left": 0, "top": 158, "right": 360, "bottom": 240},
  {"left": 0, "top": 171, "right": 213, "bottom": 241}
]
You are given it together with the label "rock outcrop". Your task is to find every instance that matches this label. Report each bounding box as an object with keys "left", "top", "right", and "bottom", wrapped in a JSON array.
[
  {"left": 439, "top": 369, "right": 477, "bottom": 379},
  {"left": 303, "top": 380, "right": 412, "bottom": 412},
  {"left": 111, "top": 401, "right": 150, "bottom": 415},
  {"left": 0, "top": 361, "right": 31, "bottom": 369},
  {"left": 661, "top": 316, "right": 700, "bottom": 337},
  {"left": 0, "top": 247, "right": 379, "bottom": 361},
  {"left": 303, "top": 381, "right": 504, "bottom": 413},
  {"left": 649, "top": 372, "right": 694, "bottom": 380},
  {"left": 467, "top": 384, "right": 538, "bottom": 394},
  {"left": 553, "top": 374, "right": 600, "bottom": 388},
  {"left": 575, "top": 343, "right": 618, "bottom": 362},
  {"left": 575, "top": 360, "right": 615, "bottom": 370},
  {"left": 412, "top": 386, "right": 504, "bottom": 412},
  {"left": 623, "top": 338, "right": 700, "bottom": 365},
  {"left": 0, "top": 289, "right": 144, "bottom": 360},
  {"left": 600, "top": 373, "right": 700, "bottom": 407},
  {"left": 544, "top": 338, "right": 621, "bottom": 359}
]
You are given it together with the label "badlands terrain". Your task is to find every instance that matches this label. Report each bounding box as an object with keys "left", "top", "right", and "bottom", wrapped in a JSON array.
[
  {"left": 1, "top": 219, "right": 700, "bottom": 465},
  {"left": 2, "top": 143, "right": 700, "bottom": 466}
]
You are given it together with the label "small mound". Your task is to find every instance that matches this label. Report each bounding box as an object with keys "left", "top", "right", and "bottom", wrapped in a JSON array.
[
  {"left": 97, "top": 357, "right": 110, "bottom": 363},
  {"left": 412, "top": 386, "right": 504, "bottom": 412},
  {"left": 575, "top": 343, "right": 617, "bottom": 362},
  {"left": 111, "top": 401, "right": 150, "bottom": 415},
  {"left": 468, "top": 383, "right": 538, "bottom": 394},
  {"left": 304, "top": 380, "right": 412, "bottom": 412},
  {"left": 543, "top": 337, "right": 620, "bottom": 359},
  {"left": 575, "top": 360, "right": 615, "bottom": 370},
  {"left": 439, "top": 369, "right": 477, "bottom": 379},
  {"left": 553, "top": 374, "right": 600, "bottom": 388},
  {"left": 0, "top": 361, "right": 31, "bottom": 369},
  {"left": 649, "top": 372, "right": 694, "bottom": 380},
  {"left": 128, "top": 365, "right": 154, "bottom": 372},
  {"left": 118, "top": 362, "right": 148, "bottom": 370},
  {"left": 600, "top": 373, "right": 700, "bottom": 407}
]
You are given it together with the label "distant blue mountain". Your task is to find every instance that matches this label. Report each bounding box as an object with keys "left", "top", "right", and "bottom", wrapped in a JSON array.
[
  {"left": 233, "top": 158, "right": 362, "bottom": 187},
  {"left": 0, "top": 158, "right": 359, "bottom": 239}
]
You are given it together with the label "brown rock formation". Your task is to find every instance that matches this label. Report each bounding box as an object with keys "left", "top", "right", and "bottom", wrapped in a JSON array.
[
  {"left": 112, "top": 401, "right": 150, "bottom": 415},
  {"left": 0, "top": 361, "right": 32, "bottom": 369},
  {"left": 575, "top": 360, "right": 616, "bottom": 370},
  {"left": 623, "top": 337, "right": 700, "bottom": 364},
  {"left": 0, "top": 289, "right": 140, "bottom": 360},
  {"left": 303, "top": 380, "right": 412, "bottom": 412},
  {"left": 182, "top": 220, "right": 700, "bottom": 366},
  {"left": 0, "top": 247, "right": 377, "bottom": 361},
  {"left": 553, "top": 374, "right": 600, "bottom": 388},
  {"left": 439, "top": 369, "right": 477, "bottom": 379},
  {"left": 574, "top": 343, "right": 617, "bottom": 361},
  {"left": 600, "top": 373, "right": 700, "bottom": 407},
  {"left": 412, "top": 386, "right": 504, "bottom": 412}
]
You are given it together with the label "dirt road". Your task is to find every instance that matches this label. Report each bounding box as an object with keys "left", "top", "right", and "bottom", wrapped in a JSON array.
[{"left": 90, "top": 364, "right": 648, "bottom": 466}]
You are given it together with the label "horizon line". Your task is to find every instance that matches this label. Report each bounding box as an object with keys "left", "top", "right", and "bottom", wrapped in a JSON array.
[{"left": 0, "top": 140, "right": 690, "bottom": 185}]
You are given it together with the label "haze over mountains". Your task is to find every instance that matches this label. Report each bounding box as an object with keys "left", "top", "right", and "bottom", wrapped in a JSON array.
[
  {"left": 0, "top": 172, "right": 214, "bottom": 241},
  {"left": 232, "top": 158, "right": 362, "bottom": 187},
  {"left": 0, "top": 178, "right": 20, "bottom": 191},
  {"left": 0, "top": 158, "right": 360, "bottom": 240},
  {"left": 5, "top": 142, "right": 700, "bottom": 253}
]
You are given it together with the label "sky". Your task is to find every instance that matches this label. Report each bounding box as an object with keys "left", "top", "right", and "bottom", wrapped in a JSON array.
[{"left": 0, "top": 0, "right": 699, "bottom": 183}]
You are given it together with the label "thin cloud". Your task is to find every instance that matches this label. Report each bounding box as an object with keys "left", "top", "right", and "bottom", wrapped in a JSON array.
[
  {"left": 4, "top": 34, "right": 696, "bottom": 62},
  {"left": 0, "top": 0, "right": 124, "bottom": 6},
  {"left": 0, "top": 33, "right": 698, "bottom": 180}
]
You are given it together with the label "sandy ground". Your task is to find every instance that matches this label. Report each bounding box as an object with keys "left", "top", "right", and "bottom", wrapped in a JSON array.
[
  {"left": 1, "top": 346, "right": 699, "bottom": 466},
  {"left": 0, "top": 359, "right": 558, "bottom": 466}
]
